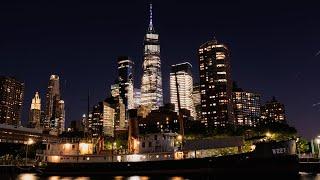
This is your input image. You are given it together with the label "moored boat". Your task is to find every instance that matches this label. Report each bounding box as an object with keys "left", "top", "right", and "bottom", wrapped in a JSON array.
[{"left": 36, "top": 138, "right": 299, "bottom": 176}]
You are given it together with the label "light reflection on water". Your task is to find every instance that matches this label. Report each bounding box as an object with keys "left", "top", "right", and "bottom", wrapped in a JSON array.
[
  {"left": 169, "top": 177, "right": 184, "bottom": 180},
  {"left": 114, "top": 176, "right": 124, "bottom": 180},
  {"left": 299, "top": 172, "right": 320, "bottom": 180},
  {"left": 17, "top": 174, "right": 38, "bottom": 180},
  {"left": 127, "top": 176, "right": 149, "bottom": 180},
  {"left": 8, "top": 173, "right": 320, "bottom": 180},
  {"left": 13, "top": 174, "right": 180, "bottom": 180}
]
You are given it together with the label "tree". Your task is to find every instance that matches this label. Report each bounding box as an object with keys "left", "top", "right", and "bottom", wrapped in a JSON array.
[{"left": 297, "top": 138, "right": 310, "bottom": 154}]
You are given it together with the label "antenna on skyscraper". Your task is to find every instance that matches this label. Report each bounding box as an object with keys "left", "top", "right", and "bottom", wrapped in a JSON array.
[
  {"left": 213, "top": 35, "right": 217, "bottom": 44},
  {"left": 149, "top": 3, "right": 152, "bottom": 26},
  {"left": 148, "top": 1, "right": 154, "bottom": 33}
]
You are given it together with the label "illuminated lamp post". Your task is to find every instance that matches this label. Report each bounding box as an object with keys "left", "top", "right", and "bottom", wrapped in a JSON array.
[
  {"left": 25, "top": 138, "right": 34, "bottom": 165},
  {"left": 265, "top": 132, "right": 272, "bottom": 141},
  {"left": 316, "top": 137, "right": 320, "bottom": 159},
  {"left": 112, "top": 142, "right": 117, "bottom": 162},
  {"left": 177, "top": 135, "right": 183, "bottom": 150}
]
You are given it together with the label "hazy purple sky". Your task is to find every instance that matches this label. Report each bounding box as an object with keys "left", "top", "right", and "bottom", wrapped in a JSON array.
[{"left": 0, "top": 1, "right": 319, "bottom": 139}]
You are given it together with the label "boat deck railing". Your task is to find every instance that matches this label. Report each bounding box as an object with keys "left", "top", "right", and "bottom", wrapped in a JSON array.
[{"left": 55, "top": 138, "right": 95, "bottom": 143}]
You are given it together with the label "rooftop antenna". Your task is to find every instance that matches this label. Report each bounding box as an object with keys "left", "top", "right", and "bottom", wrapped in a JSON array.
[
  {"left": 213, "top": 35, "right": 217, "bottom": 44},
  {"left": 148, "top": 2, "right": 154, "bottom": 33},
  {"left": 150, "top": 3, "right": 153, "bottom": 26}
]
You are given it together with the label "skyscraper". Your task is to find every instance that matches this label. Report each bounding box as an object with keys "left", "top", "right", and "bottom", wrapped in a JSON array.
[
  {"left": 140, "top": 3, "right": 163, "bottom": 110},
  {"left": 29, "top": 92, "right": 41, "bottom": 128},
  {"left": 45, "top": 75, "right": 65, "bottom": 134},
  {"left": 100, "top": 101, "right": 116, "bottom": 137},
  {"left": 56, "top": 100, "right": 65, "bottom": 134},
  {"left": 45, "top": 75, "right": 60, "bottom": 129},
  {"left": 198, "top": 38, "right": 234, "bottom": 128},
  {"left": 170, "top": 62, "right": 196, "bottom": 119},
  {"left": 105, "top": 97, "right": 126, "bottom": 131},
  {"left": 233, "top": 91, "right": 261, "bottom": 126},
  {"left": 0, "top": 76, "right": 24, "bottom": 126},
  {"left": 109, "top": 82, "right": 127, "bottom": 130},
  {"left": 90, "top": 105, "right": 103, "bottom": 137},
  {"left": 117, "top": 56, "right": 134, "bottom": 110}
]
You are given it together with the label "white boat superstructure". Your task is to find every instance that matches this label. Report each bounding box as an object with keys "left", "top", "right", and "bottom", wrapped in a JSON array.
[{"left": 40, "top": 134, "right": 184, "bottom": 164}]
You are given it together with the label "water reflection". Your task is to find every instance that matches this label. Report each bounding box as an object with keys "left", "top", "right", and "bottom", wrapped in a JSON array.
[
  {"left": 114, "top": 176, "right": 124, "bottom": 180},
  {"left": 16, "top": 173, "right": 38, "bottom": 180},
  {"left": 60, "top": 177, "right": 73, "bottom": 180},
  {"left": 48, "top": 176, "right": 60, "bottom": 180},
  {"left": 170, "top": 177, "right": 184, "bottom": 180},
  {"left": 299, "top": 172, "right": 320, "bottom": 180},
  {"left": 9, "top": 173, "right": 320, "bottom": 180},
  {"left": 74, "top": 178, "right": 90, "bottom": 180},
  {"left": 126, "top": 176, "right": 149, "bottom": 180}
]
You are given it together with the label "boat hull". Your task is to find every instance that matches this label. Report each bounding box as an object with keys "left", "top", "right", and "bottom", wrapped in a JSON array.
[{"left": 38, "top": 154, "right": 299, "bottom": 176}]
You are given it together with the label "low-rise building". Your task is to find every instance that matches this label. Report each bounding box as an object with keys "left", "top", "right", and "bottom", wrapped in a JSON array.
[{"left": 137, "top": 132, "right": 177, "bottom": 153}]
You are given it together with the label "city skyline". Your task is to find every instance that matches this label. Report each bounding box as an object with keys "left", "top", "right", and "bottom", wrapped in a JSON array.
[{"left": 0, "top": 1, "right": 319, "bottom": 139}]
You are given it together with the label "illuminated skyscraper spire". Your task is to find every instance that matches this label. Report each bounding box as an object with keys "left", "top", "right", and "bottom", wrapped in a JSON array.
[
  {"left": 140, "top": 3, "right": 163, "bottom": 110},
  {"left": 29, "top": 92, "right": 41, "bottom": 128},
  {"left": 148, "top": 3, "right": 154, "bottom": 33}
]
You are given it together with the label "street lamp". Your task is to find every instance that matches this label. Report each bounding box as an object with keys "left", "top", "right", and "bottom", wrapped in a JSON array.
[
  {"left": 176, "top": 135, "right": 183, "bottom": 150},
  {"left": 25, "top": 138, "right": 34, "bottom": 165},
  {"left": 296, "top": 138, "right": 300, "bottom": 157},
  {"left": 316, "top": 138, "right": 320, "bottom": 159},
  {"left": 111, "top": 142, "right": 117, "bottom": 162},
  {"left": 113, "top": 142, "right": 117, "bottom": 151},
  {"left": 266, "top": 132, "right": 272, "bottom": 138}
]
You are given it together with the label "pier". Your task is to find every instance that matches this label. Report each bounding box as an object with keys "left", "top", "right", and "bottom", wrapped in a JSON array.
[
  {"left": 300, "top": 158, "right": 320, "bottom": 173},
  {"left": 0, "top": 165, "right": 35, "bottom": 174}
]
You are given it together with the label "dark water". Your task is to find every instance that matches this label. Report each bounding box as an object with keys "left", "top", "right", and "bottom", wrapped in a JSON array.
[{"left": 0, "top": 173, "right": 319, "bottom": 180}]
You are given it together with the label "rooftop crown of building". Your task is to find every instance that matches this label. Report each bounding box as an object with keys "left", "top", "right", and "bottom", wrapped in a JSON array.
[{"left": 50, "top": 75, "right": 59, "bottom": 80}]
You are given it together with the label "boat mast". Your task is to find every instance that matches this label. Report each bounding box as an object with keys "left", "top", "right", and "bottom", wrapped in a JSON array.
[{"left": 174, "top": 71, "right": 184, "bottom": 138}]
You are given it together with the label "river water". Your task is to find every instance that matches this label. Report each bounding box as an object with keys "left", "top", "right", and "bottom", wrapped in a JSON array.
[{"left": 0, "top": 173, "right": 319, "bottom": 180}]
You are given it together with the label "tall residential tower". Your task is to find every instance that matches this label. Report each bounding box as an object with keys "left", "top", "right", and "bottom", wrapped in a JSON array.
[
  {"left": 140, "top": 3, "right": 163, "bottom": 110},
  {"left": 198, "top": 38, "right": 234, "bottom": 128},
  {"left": 0, "top": 76, "right": 24, "bottom": 126}
]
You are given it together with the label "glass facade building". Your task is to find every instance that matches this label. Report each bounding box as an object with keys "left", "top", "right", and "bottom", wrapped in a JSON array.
[
  {"left": 170, "top": 62, "right": 196, "bottom": 119},
  {"left": 117, "top": 56, "right": 134, "bottom": 110},
  {"left": 45, "top": 75, "right": 65, "bottom": 134}
]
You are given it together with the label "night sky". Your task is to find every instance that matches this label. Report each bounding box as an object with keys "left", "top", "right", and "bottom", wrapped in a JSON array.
[{"left": 0, "top": 1, "right": 319, "bottom": 139}]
